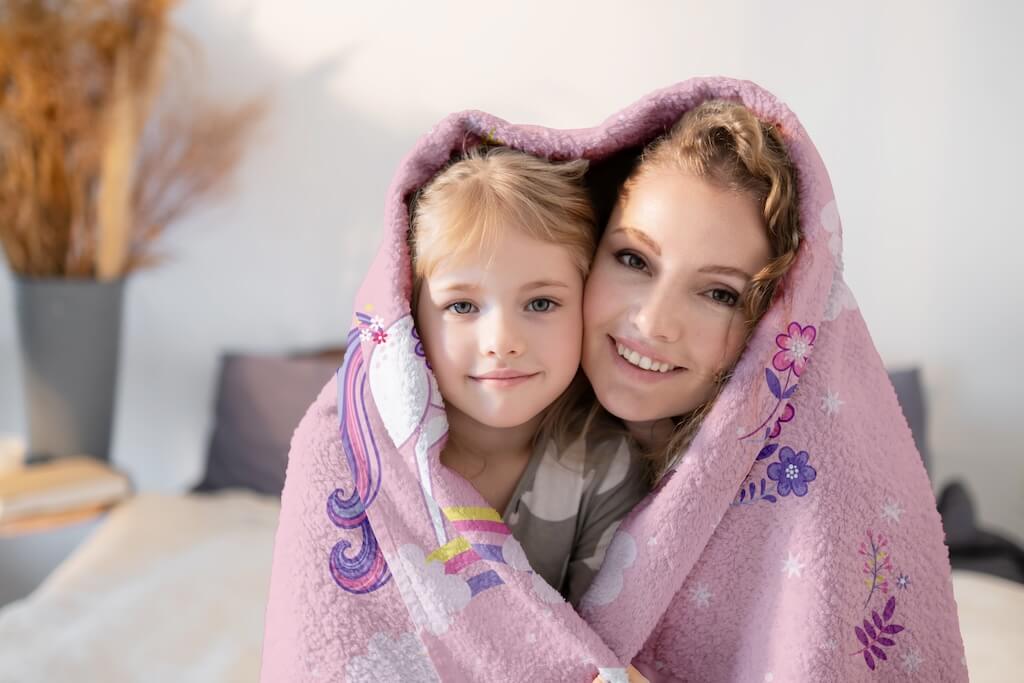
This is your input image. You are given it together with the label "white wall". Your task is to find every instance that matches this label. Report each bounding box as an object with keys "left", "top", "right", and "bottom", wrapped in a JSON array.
[{"left": 1, "top": 0, "right": 1021, "bottom": 538}]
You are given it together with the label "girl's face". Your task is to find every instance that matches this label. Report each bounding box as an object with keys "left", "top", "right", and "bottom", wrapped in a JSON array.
[
  {"left": 416, "top": 227, "right": 583, "bottom": 432},
  {"left": 582, "top": 170, "right": 771, "bottom": 428}
]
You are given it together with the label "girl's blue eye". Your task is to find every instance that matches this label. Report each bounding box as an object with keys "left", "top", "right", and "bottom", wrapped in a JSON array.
[
  {"left": 708, "top": 289, "right": 739, "bottom": 307},
  {"left": 527, "top": 298, "right": 557, "bottom": 313},
  {"left": 615, "top": 250, "right": 648, "bottom": 271},
  {"left": 447, "top": 301, "right": 476, "bottom": 314}
]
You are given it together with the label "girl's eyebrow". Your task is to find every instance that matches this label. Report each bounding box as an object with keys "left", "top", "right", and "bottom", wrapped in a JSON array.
[
  {"left": 611, "top": 226, "right": 661, "bottom": 256},
  {"left": 521, "top": 279, "right": 570, "bottom": 290},
  {"left": 435, "top": 279, "right": 570, "bottom": 294},
  {"left": 434, "top": 281, "right": 480, "bottom": 293}
]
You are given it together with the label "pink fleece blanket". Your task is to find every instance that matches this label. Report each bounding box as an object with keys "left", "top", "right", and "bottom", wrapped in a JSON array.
[{"left": 261, "top": 77, "right": 965, "bottom": 682}]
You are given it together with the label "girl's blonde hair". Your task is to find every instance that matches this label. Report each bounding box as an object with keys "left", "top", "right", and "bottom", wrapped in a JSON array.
[
  {"left": 410, "top": 146, "right": 594, "bottom": 287},
  {"left": 409, "top": 145, "right": 596, "bottom": 451},
  {"left": 585, "top": 100, "right": 802, "bottom": 483}
]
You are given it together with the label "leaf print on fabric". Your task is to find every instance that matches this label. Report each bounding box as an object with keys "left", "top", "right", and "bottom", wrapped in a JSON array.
[
  {"left": 859, "top": 530, "right": 893, "bottom": 606},
  {"left": 850, "top": 596, "right": 905, "bottom": 671}
]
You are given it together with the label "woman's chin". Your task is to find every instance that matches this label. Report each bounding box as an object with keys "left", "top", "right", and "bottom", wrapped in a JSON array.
[{"left": 594, "top": 387, "right": 665, "bottom": 423}]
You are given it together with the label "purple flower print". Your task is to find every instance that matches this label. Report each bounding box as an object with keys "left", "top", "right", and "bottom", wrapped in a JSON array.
[
  {"left": 767, "top": 447, "right": 816, "bottom": 497},
  {"left": 773, "top": 322, "right": 817, "bottom": 377}
]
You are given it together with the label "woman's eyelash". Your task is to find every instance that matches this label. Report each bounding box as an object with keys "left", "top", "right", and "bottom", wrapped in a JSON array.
[
  {"left": 707, "top": 288, "right": 739, "bottom": 307},
  {"left": 614, "top": 250, "right": 648, "bottom": 271}
]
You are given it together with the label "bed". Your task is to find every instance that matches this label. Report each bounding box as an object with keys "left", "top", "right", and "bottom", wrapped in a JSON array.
[{"left": 0, "top": 357, "right": 1019, "bottom": 681}]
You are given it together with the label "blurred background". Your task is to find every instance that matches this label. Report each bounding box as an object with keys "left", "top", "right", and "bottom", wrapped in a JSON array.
[
  {"left": 0, "top": 0, "right": 1021, "bottom": 679},
  {"left": 2, "top": 0, "right": 1019, "bottom": 539}
]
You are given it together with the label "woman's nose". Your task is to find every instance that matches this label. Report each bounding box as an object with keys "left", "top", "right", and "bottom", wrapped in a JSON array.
[{"left": 632, "top": 285, "right": 683, "bottom": 344}]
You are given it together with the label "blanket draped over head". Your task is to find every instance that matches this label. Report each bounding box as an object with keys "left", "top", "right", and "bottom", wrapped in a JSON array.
[{"left": 261, "top": 77, "right": 965, "bottom": 682}]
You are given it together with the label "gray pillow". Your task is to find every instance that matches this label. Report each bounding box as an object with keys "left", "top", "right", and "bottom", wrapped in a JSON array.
[
  {"left": 887, "top": 367, "right": 930, "bottom": 474},
  {"left": 194, "top": 350, "right": 345, "bottom": 496}
]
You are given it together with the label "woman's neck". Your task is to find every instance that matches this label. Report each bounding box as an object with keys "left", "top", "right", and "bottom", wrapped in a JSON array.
[{"left": 624, "top": 417, "right": 676, "bottom": 452}]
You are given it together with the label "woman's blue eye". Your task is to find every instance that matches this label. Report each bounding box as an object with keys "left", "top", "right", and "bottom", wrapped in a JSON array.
[
  {"left": 708, "top": 289, "right": 739, "bottom": 307},
  {"left": 615, "top": 251, "right": 648, "bottom": 271},
  {"left": 447, "top": 301, "right": 476, "bottom": 314},
  {"left": 527, "top": 298, "right": 557, "bottom": 313}
]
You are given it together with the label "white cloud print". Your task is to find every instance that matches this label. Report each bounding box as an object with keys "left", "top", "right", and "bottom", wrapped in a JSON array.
[
  {"left": 390, "top": 544, "right": 472, "bottom": 636},
  {"left": 579, "top": 531, "right": 637, "bottom": 611},
  {"left": 819, "top": 200, "right": 858, "bottom": 321},
  {"left": 823, "top": 273, "right": 858, "bottom": 321},
  {"left": 346, "top": 631, "right": 440, "bottom": 683}
]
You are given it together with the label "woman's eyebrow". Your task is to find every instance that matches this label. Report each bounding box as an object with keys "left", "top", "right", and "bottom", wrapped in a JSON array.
[
  {"left": 699, "top": 265, "right": 754, "bottom": 281},
  {"left": 611, "top": 226, "right": 661, "bottom": 256}
]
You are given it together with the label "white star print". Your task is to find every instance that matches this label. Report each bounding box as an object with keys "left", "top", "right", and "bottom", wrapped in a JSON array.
[
  {"left": 821, "top": 638, "right": 838, "bottom": 652},
  {"left": 764, "top": 673, "right": 774, "bottom": 682},
  {"left": 821, "top": 390, "right": 844, "bottom": 416},
  {"left": 648, "top": 535, "right": 659, "bottom": 547},
  {"left": 881, "top": 500, "right": 905, "bottom": 524},
  {"left": 689, "top": 583, "right": 712, "bottom": 609},
  {"left": 782, "top": 552, "right": 806, "bottom": 578},
  {"left": 900, "top": 649, "right": 924, "bottom": 673},
  {"left": 526, "top": 632, "right": 537, "bottom": 644}
]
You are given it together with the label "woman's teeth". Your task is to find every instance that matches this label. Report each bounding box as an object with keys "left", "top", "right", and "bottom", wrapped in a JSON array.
[{"left": 616, "top": 343, "right": 676, "bottom": 373}]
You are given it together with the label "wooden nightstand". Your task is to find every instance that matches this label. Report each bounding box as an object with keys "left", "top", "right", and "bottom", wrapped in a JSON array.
[
  {"left": 0, "top": 456, "right": 131, "bottom": 608},
  {"left": 0, "top": 509, "right": 107, "bottom": 608}
]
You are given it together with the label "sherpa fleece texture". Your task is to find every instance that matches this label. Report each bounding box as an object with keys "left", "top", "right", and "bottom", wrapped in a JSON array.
[{"left": 260, "top": 77, "right": 966, "bottom": 682}]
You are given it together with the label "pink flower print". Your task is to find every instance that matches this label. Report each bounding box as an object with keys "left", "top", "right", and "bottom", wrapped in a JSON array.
[
  {"left": 773, "top": 322, "right": 817, "bottom": 377},
  {"left": 371, "top": 328, "right": 389, "bottom": 344},
  {"left": 768, "top": 403, "right": 795, "bottom": 439}
]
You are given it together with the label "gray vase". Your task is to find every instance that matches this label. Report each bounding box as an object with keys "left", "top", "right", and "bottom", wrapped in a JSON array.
[{"left": 14, "top": 278, "right": 125, "bottom": 462}]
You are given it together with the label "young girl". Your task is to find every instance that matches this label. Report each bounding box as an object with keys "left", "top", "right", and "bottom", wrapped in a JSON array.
[
  {"left": 410, "top": 146, "right": 649, "bottom": 606},
  {"left": 583, "top": 99, "right": 801, "bottom": 483}
]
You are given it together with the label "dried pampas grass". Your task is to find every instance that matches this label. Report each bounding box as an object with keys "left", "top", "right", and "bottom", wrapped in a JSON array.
[{"left": 0, "top": 0, "right": 264, "bottom": 279}]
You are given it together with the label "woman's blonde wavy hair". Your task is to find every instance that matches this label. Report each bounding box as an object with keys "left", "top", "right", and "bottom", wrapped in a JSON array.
[{"left": 561, "top": 100, "right": 803, "bottom": 483}]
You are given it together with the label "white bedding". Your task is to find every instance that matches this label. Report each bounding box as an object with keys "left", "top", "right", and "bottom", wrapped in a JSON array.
[
  {"left": 0, "top": 492, "right": 280, "bottom": 683},
  {"left": 951, "top": 569, "right": 1024, "bottom": 682},
  {"left": 0, "top": 490, "right": 1020, "bottom": 682}
]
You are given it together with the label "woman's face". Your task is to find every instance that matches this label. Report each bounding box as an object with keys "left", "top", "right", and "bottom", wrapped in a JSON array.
[{"left": 582, "top": 170, "right": 772, "bottom": 428}]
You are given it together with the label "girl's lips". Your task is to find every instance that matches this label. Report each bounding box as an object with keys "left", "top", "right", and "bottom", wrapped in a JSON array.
[
  {"left": 607, "top": 336, "right": 683, "bottom": 383},
  {"left": 470, "top": 372, "right": 539, "bottom": 388}
]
